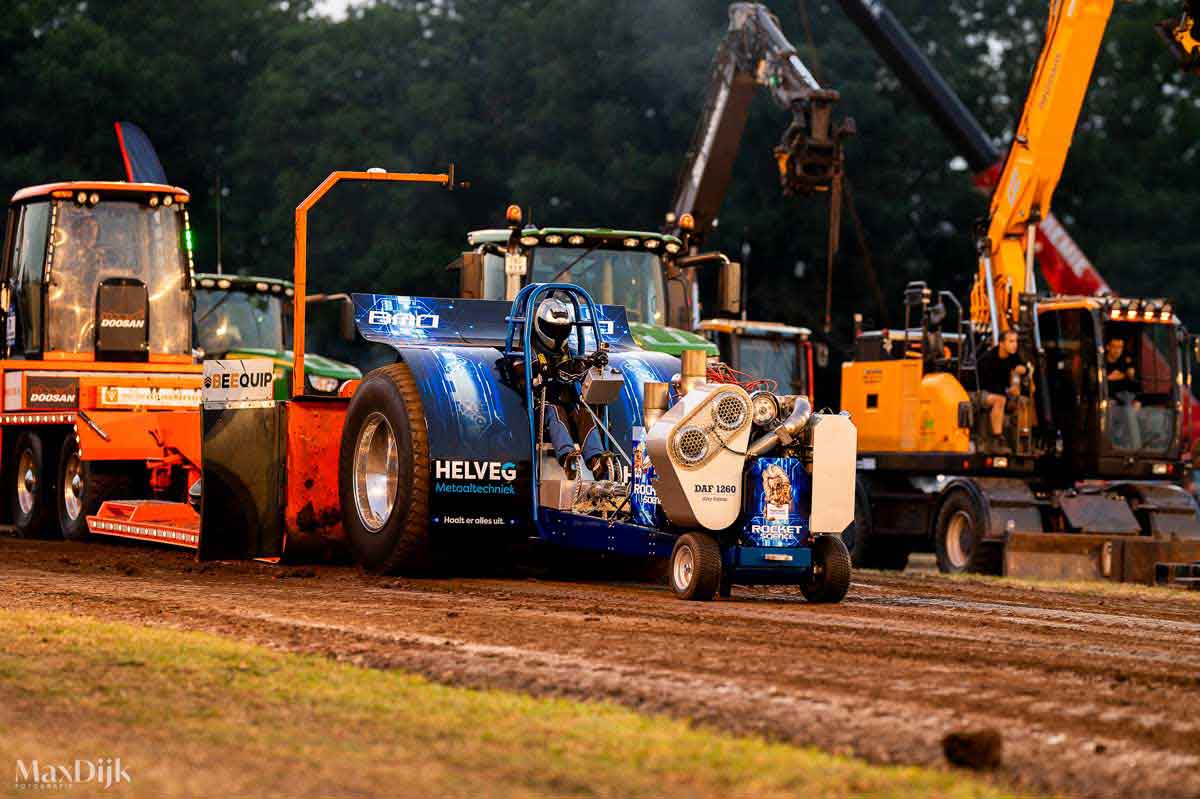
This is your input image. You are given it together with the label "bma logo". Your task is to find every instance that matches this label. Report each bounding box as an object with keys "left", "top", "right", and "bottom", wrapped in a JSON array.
[
  {"left": 367, "top": 310, "right": 439, "bottom": 329},
  {"left": 435, "top": 460, "right": 517, "bottom": 481}
]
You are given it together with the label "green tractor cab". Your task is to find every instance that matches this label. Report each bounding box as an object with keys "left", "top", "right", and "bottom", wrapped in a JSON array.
[
  {"left": 193, "top": 274, "right": 361, "bottom": 398},
  {"left": 452, "top": 226, "right": 719, "bottom": 358}
]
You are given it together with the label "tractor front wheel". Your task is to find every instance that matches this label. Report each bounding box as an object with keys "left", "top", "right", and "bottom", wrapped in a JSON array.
[
  {"left": 338, "top": 363, "right": 431, "bottom": 574},
  {"left": 11, "top": 431, "right": 57, "bottom": 539},
  {"left": 669, "top": 533, "right": 722, "bottom": 601},
  {"left": 57, "top": 436, "right": 135, "bottom": 542},
  {"left": 801, "top": 535, "right": 852, "bottom": 603}
]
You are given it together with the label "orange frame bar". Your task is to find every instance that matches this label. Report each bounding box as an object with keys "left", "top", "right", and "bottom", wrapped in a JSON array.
[{"left": 292, "top": 169, "right": 454, "bottom": 398}]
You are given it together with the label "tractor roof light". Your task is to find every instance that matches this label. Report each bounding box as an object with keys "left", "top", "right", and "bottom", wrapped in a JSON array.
[
  {"left": 88, "top": 193, "right": 99, "bottom": 205},
  {"left": 544, "top": 234, "right": 563, "bottom": 245},
  {"left": 644, "top": 238, "right": 661, "bottom": 249},
  {"left": 623, "top": 237, "right": 639, "bottom": 248},
  {"left": 505, "top": 204, "right": 523, "bottom": 226},
  {"left": 76, "top": 192, "right": 87, "bottom": 204},
  {"left": 149, "top": 195, "right": 160, "bottom": 207},
  {"left": 665, "top": 242, "right": 681, "bottom": 254},
  {"left": 568, "top": 235, "right": 585, "bottom": 246},
  {"left": 679, "top": 213, "right": 695, "bottom": 232},
  {"left": 519, "top": 235, "right": 540, "bottom": 247},
  {"left": 217, "top": 279, "right": 232, "bottom": 289},
  {"left": 163, "top": 195, "right": 173, "bottom": 207}
]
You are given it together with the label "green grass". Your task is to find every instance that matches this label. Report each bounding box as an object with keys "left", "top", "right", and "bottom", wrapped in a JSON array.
[{"left": 0, "top": 610, "right": 1025, "bottom": 799}]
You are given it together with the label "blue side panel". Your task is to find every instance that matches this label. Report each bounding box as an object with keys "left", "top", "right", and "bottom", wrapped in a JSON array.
[
  {"left": 354, "top": 294, "right": 638, "bottom": 351},
  {"left": 394, "top": 345, "right": 677, "bottom": 547},
  {"left": 538, "top": 509, "right": 674, "bottom": 559},
  {"left": 398, "top": 346, "right": 532, "bottom": 533},
  {"left": 742, "top": 457, "right": 813, "bottom": 547}
]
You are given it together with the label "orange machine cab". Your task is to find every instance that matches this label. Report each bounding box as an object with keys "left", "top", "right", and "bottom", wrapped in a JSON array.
[
  {"left": 841, "top": 353, "right": 970, "bottom": 454},
  {"left": 0, "top": 181, "right": 201, "bottom": 541}
]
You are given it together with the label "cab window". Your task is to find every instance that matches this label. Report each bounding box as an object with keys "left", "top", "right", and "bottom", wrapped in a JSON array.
[{"left": 10, "top": 202, "right": 50, "bottom": 356}]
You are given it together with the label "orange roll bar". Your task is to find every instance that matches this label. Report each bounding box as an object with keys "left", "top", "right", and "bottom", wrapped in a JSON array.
[{"left": 292, "top": 169, "right": 457, "bottom": 398}]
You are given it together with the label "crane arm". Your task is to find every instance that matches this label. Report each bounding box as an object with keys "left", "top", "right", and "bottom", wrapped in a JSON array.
[
  {"left": 835, "top": 0, "right": 1110, "bottom": 298},
  {"left": 973, "top": 0, "right": 1114, "bottom": 336},
  {"left": 667, "top": 2, "right": 849, "bottom": 243}
]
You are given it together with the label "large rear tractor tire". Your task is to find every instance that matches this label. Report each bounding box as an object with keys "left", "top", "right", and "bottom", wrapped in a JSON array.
[
  {"left": 934, "top": 489, "right": 1002, "bottom": 575},
  {"left": 338, "top": 362, "right": 432, "bottom": 574},
  {"left": 669, "top": 533, "right": 722, "bottom": 601},
  {"left": 57, "top": 436, "right": 136, "bottom": 542},
  {"left": 842, "top": 477, "right": 910, "bottom": 571},
  {"left": 801, "top": 534, "right": 852, "bottom": 603},
  {"left": 10, "top": 431, "right": 58, "bottom": 539}
]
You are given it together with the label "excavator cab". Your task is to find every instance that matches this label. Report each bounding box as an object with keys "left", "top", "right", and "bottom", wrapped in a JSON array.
[
  {"left": 1032, "top": 298, "right": 1183, "bottom": 478},
  {"left": 2, "top": 184, "right": 193, "bottom": 360}
]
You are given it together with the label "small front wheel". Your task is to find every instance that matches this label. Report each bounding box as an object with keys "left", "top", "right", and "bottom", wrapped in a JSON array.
[
  {"left": 801, "top": 535, "right": 852, "bottom": 603},
  {"left": 669, "top": 533, "right": 722, "bottom": 601}
]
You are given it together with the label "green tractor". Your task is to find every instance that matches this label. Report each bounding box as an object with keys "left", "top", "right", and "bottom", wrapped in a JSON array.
[
  {"left": 193, "top": 274, "right": 361, "bottom": 399},
  {"left": 452, "top": 212, "right": 816, "bottom": 399},
  {"left": 452, "top": 213, "right": 725, "bottom": 359}
]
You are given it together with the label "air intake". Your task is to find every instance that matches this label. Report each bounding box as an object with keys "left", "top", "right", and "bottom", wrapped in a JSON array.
[{"left": 645, "top": 383, "right": 752, "bottom": 530}]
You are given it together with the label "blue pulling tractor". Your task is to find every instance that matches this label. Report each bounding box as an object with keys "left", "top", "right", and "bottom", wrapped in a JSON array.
[
  {"left": 340, "top": 279, "right": 857, "bottom": 600},
  {"left": 101, "top": 172, "right": 857, "bottom": 603}
]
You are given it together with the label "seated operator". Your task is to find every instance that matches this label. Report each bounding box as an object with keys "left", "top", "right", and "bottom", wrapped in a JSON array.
[
  {"left": 1104, "top": 337, "right": 1138, "bottom": 404},
  {"left": 525, "top": 296, "right": 618, "bottom": 481},
  {"left": 1104, "top": 335, "right": 1142, "bottom": 449},
  {"left": 976, "top": 328, "right": 1026, "bottom": 454}
]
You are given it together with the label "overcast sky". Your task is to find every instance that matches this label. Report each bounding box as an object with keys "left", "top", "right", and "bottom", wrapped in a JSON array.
[{"left": 314, "top": 0, "right": 354, "bottom": 20}]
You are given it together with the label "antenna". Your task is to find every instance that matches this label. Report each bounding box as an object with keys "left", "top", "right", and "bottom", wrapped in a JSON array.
[{"left": 215, "top": 172, "right": 223, "bottom": 275}]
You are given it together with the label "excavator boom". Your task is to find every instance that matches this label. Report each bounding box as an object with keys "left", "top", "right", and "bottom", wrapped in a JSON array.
[
  {"left": 834, "top": 0, "right": 1109, "bottom": 298},
  {"left": 974, "top": 0, "right": 1114, "bottom": 335},
  {"left": 668, "top": 2, "right": 849, "bottom": 242}
]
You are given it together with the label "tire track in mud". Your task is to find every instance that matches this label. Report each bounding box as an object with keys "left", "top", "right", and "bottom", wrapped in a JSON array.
[{"left": 1, "top": 538, "right": 1198, "bottom": 799}]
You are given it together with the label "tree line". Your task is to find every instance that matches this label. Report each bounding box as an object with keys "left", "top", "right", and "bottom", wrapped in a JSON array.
[{"left": 3, "top": 0, "right": 1197, "bottom": 337}]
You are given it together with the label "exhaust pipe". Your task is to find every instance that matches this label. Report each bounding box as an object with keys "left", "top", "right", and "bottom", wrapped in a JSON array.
[
  {"left": 747, "top": 396, "right": 812, "bottom": 457},
  {"left": 677, "top": 349, "right": 707, "bottom": 397},
  {"left": 643, "top": 381, "right": 670, "bottom": 429}
]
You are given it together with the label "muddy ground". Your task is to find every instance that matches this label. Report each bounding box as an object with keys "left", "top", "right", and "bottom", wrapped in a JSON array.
[{"left": 1, "top": 536, "right": 1197, "bottom": 799}]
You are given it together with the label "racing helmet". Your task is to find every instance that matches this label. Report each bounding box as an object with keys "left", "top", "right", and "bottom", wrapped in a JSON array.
[{"left": 533, "top": 296, "right": 575, "bottom": 351}]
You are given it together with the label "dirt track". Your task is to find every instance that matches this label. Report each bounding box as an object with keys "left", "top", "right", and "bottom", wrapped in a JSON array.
[{"left": 2, "top": 536, "right": 1198, "bottom": 799}]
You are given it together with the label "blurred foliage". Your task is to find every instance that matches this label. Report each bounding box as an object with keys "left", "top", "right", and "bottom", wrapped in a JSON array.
[{"left": 2, "top": 0, "right": 1198, "bottom": 338}]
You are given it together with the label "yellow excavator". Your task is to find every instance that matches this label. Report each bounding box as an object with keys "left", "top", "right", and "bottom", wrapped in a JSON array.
[{"left": 840, "top": 0, "right": 1200, "bottom": 585}]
